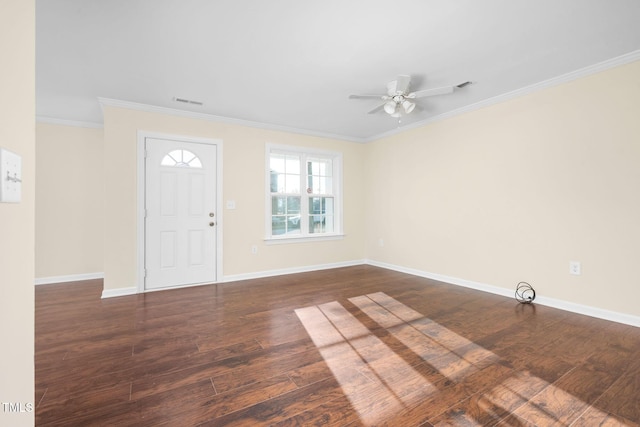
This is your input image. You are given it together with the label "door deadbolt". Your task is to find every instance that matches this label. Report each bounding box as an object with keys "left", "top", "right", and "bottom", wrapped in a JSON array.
[{"left": 209, "top": 212, "right": 215, "bottom": 217}]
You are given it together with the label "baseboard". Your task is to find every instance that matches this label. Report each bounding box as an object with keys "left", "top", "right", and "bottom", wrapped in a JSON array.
[
  {"left": 35, "top": 272, "right": 104, "bottom": 286},
  {"left": 100, "top": 260, "right": 366, "bottom": 298},
  {"left": 101, "top": 286, "right": 138, "bottom": 299},
  {"left": 223, "top": 259, "right": 367, "bottom": 283},
  {"left": 533, "top": 295, "right": 640, "bottom": 328},
  {"left": 92, "top": 259, "right": 640, "bottom": 327},
  {"left": 365, "top": 260, "right": 640, "bottom": 328}
]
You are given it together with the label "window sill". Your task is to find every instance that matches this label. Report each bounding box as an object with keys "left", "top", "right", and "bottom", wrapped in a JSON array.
[{"left": 264, "top": 234, "right": 345, "bottom": 245}]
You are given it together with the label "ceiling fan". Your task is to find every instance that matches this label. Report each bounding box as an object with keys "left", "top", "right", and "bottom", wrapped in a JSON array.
[{"left": 349, "top": 75, "right": 471, "bottom": 117}]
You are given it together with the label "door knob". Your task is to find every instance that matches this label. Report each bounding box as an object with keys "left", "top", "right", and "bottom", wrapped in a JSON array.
[{"left": 209, "top": 222, "right": 215, "bottom": 227}]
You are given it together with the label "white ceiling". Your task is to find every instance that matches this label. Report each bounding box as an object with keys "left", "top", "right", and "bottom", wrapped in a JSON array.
[{"left": 36, "top": 0, "right": 640, "bottom": 142}]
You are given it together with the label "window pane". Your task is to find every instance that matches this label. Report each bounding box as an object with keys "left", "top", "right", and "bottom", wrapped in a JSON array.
[
  {"left": 286, "top": 216, "right": 301, "bottom": 234},
  {"left": 323, "top": 215, "right": 335, "bottom": 233},
  {"left": 286, "top": 156, "right": 300, "bottom": 174},
  {"left": 320, "top": 161, "right": 330, "bottom": 176},
  {"left": 285, "top": 174, "right": 300, "bottom": 193},
  {"left": 275, "top": 174, "right": 286, "bottom": 193},
  {"left": 272, "top": 196, "right": 286, "bottom": 215},
  {"left": 324, "top": 197, "right": 334, "bottom": 214},
  {"left": 270, "top": 171, "right": 279, "bottom": 192},
  {"left": 270, "top": 154, "right": 285, "bottom": 173},
  {"left": 182, "top": 151, "right": 196, "bottom": 163},
  {"left": 272, "top": 216, "right": 286, "bottom": 235},
  {"left": 287, "top": 196, "right": 300, "bottom": 214},
  {"left": 307, "top": 176, "right": 332, "bottom": 194}
]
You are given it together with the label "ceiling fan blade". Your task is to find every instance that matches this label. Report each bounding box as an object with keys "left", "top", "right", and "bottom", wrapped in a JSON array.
[
  {"left": 367, "top": 104, "right": 386, "bottom": 114},
  {"left": 410, "top": 85, "right": 455, "bottom": 98},
  {"left": 349, "top": 94, "right": 386, "bottom": 100},
  {"left": 395, "top": 75, "right": 411, "bottom": 94}
]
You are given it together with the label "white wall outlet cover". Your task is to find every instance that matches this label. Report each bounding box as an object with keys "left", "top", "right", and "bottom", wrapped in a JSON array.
[
  {"left": 0, "top": 148, "right": 22, "bottom": 203},
  {"left": 569, "top": 261, "right": 581, "bottom": 275}
]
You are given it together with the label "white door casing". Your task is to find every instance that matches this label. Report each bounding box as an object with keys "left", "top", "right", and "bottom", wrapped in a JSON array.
[{"left": 139, "top": 134, "right": 222, "bottom": 291}]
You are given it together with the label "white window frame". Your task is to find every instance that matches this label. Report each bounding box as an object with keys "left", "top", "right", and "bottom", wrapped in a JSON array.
[{"left": 265, "top": 143, "right": 343, "bottom": 243}]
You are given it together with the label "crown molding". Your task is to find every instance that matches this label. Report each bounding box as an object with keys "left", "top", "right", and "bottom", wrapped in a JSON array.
[
  {"left": 97, "top": 97, "right": 367, "bottom": 144},
  {"left": 36, "top": 116, "right": 103, "bottom": 129},
  {"left": 40, "top": 50, "right": 640, "bottom": 142},
  {"left": 368, "top": 50, "right": 640, "bottom": 142}
]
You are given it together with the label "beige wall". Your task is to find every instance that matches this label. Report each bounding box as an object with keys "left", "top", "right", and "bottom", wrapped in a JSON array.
[
  {"left": 365, "top": 60, "right": 640, "bottom": 317},
  {"left": 102, "top": 106, "right": 366, "bottom": 291},
  {"left": 35, "top": 123, "right": 104, "bottom": 279},
  {"left": 35, "top": 61, "right": 640, "bottom": 321},
  {"left": 0, "top": 0, "right": 35, "bottom": 425}
]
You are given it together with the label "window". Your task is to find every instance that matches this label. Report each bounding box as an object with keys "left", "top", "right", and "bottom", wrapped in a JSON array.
[
  {"left": 161, "top": 149, "right": 202, "bottom": 168},
  {"left": 267, "top": 144, "right": 342, "bottom": 241}
]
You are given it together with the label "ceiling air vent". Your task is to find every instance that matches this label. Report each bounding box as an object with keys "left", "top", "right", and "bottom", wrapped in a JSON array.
[{"left": 173, "top": 97, "right": 204, "bottom": 106}]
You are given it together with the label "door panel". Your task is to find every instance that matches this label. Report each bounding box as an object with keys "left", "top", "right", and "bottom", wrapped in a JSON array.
[{"left": 145, "top": 138, "right": 217, "bottom": 290}]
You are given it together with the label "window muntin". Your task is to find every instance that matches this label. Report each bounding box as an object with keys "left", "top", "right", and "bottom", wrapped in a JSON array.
[{"left": 267, "top": 145, "right": 342, "bottom": 240}]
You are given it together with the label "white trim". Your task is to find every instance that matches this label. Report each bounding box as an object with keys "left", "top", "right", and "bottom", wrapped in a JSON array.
[
  {"left": 36, "top": 116, "right": 104, "bottom": 129},
  {"left": 223, "top": 259, "right": 366, "bottom": 283},
  {"left": 99, "top": 97, "right": 366, "bottom": 143},
  {"left": 265, "top": 234, "right": 345, "bottom": 244},
  {"left": 365, "top": 260, "right": 640, "bottom": 328},
  {"left": 101, "top": 286, "right": 138, "bottom": 299},
  {"left": 132, "top": 281, "right": 215, "bottom": 295},
  {"left": 533, "top": 295, "right": 640, "bottom": 329},
  {"left": 136, "top": 131, "right": 224, "bottom": 294},
  {"left": 370, "top": 50, "right": 640, "bottom": 142},
  {"left": 265, "top": 143, "right": 344, "bottom": 241},
  {"left": 34, "top": 272, "right": 104, "bottom": 285}
]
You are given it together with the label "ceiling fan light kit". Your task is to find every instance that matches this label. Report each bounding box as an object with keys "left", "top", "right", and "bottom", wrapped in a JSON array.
[
  {"left": 350, "top": 75, "right": 471, "bottom": 118},
  {"left": 383, "top": 100, "right": 397, "bottom": 115},
  {"left": 402, "top": 99, "right": 415, "bottom": 114}
]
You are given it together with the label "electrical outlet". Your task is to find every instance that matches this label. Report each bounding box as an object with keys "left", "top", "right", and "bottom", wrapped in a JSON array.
[
  {"left": 251, "top": 245, "right": 258, "bottom": 255},
  {"left": 378, "top": 238, "right": 384, "bottom": 247},
  {"left": 569, "top": 261, "right": 581, "bottom": 275}
]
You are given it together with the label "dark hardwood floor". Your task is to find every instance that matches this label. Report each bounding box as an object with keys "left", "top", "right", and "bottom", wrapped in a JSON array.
[{"left": 35, "top": 265, "right": 640, "bottom": 426}]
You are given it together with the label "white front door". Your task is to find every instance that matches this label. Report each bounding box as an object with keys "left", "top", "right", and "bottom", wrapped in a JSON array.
[{"left": 144, "top": 137, "right": 217, "bottom": 290}]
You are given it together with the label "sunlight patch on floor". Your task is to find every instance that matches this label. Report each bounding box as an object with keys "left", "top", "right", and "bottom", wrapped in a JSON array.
[
  {"left": 295, "top": 301, "right": 435, "bottom": 425},
  {"left": 296, "top": 293, "right": 625, "bottom": 426}
]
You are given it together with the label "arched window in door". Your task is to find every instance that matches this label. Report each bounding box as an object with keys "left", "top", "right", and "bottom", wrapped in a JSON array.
[{"left": 161, "top": 149, "right": 202, "bottom": 168}]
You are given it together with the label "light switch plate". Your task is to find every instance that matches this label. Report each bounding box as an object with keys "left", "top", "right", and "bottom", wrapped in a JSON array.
[{"left": 0, "top": 148, "right": 22, "bottom": 203}]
